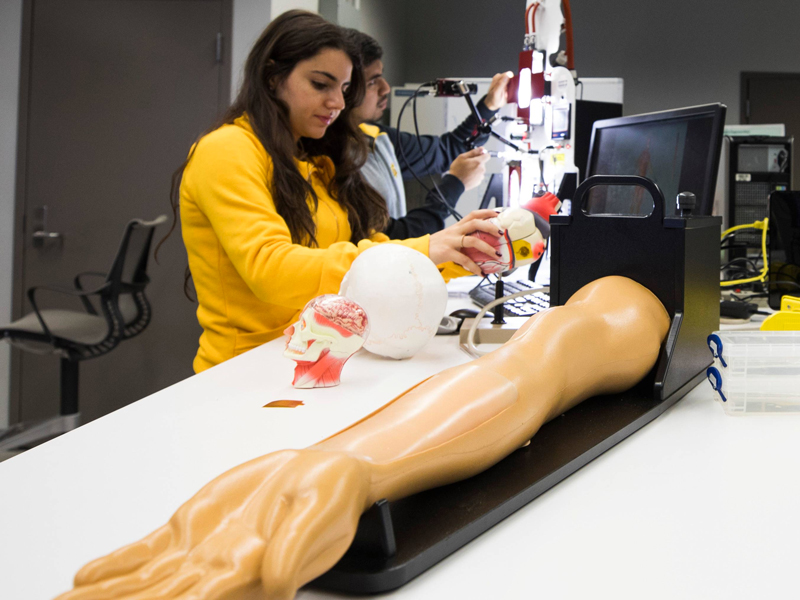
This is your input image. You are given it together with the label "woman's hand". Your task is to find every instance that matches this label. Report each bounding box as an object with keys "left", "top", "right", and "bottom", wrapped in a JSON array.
[
  {"left": 428, "top": 209, "right": 504, "bottom": 276},
  {"left": 56, "top": 450, "right": 371, "bottom": 600}
]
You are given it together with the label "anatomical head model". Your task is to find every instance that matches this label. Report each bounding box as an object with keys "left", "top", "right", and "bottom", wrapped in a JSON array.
[
  {"left": 463, "top": 206, "right": 546, "bottom": 274},
  {"left": 283, "top": 294, "right": 369, "bottom": 388}
]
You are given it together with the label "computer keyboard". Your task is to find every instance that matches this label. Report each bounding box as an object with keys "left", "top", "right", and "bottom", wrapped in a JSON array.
[{"left": 469, "top": 278, "right": 550, "bottom": 317}]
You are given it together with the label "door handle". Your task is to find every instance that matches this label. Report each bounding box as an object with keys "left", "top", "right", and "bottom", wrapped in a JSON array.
[
  {"left": 32, "top": 230, "right": 62, "bottom": 240},
  {"left": 31, "top": 206, "right": 64, "bottom": 247}
]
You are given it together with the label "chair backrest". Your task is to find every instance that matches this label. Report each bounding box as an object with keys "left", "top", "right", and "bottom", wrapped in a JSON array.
[
  {"left": 106, "top": 216, "right": 167, "bottom": 290},
  {"left": 100, "top": 215, "right": 167, "bottom": 340}
]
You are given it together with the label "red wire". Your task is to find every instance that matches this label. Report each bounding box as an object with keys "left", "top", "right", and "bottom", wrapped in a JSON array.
[
  {"left": 525, "top": 2, "right": 539, "bottom": 34},
  {"left": 562, "top": 0, "right": 575, "bottom": 70}
]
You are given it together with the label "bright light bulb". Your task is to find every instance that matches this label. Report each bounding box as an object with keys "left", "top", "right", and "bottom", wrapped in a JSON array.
[
  {"left": 529, "top": 98, "right": 544, "bottom": 125},
  {"left": 518, "top": 68, "right": 532, "bottom": 109},
  {"left": 532, "top": 51, "right": 544, "bottom": 74},
  {"left": 510, "top": 169, "right": 521, "bottom": 208}
]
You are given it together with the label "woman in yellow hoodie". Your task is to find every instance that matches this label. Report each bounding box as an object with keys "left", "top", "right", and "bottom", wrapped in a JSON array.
[{"left": 174, "top": 11, "right": 502, "bottom": 372}]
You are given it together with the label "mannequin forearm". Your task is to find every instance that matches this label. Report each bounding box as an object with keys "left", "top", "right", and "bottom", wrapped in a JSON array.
[
  {"left": 58, "top": 277, "right": 670, "bottom": 600},
  {"left": 313, "top": 276, "right": 671, "bottom": 504}
]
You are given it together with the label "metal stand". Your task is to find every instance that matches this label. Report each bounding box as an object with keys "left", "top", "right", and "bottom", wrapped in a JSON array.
[{"left": 0, "top": 358, "right": 81, "bottom": 451}]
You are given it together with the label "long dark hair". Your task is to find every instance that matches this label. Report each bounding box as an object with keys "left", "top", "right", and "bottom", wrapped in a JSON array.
[{"left": 158, "top": 10, "right": 388, "bottom": 292}]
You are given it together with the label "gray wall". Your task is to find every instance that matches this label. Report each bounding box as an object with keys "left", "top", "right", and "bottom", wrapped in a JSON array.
[
  {"left": 230, "top": 1, "right": 404, "bottom": 99},
  {"left": 360, "top": 0, "right": 407, "bottom": 88},
  {"left": 231, "top": 0, "right": 273, "bottom": 101},
  {"left": 400, "top": 0, "right": 800, "bottom": 121},
  {"left": 0, "top": 0, "right": 23, "bottom": 429},
  {"left": 2, "top": 0, "right": 798, "bottom": 426}
]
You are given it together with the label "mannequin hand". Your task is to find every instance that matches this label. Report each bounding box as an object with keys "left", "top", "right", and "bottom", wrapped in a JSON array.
[
  {"left": 484, "top": 71, "right": 515, "bottom": 111},
  {"left": 57, "top": 450, "right": 370, "bottom": 600},
  {"left": 429, "top": 209, "right": 504, "bottom": 276},
  {"left": 447, "top": 148, "right": 490, "bottom": 191}
]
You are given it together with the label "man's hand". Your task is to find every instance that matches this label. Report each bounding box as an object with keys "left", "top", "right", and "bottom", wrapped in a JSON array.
[
  {"left": 484, "top": 71, "right": 515, "bottom": 111},
  {"left": 56, "top": 450, "right": 371, "bottom": 600},
  {"left": 448, "top": 148, "right": 490, "bottom": 191}
]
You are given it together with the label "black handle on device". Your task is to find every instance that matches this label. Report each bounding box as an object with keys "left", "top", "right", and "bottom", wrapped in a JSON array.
[{"left": 572, "top": 175, "right": 666, "bottom": 222}]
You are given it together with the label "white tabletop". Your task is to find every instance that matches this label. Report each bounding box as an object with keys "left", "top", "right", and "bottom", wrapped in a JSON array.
[{"left": 2, "top": 282, "right": 799, "bottom": 600}]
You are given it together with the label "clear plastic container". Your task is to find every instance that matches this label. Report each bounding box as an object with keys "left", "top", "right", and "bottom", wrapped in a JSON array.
[{"left": 706, "top": 331, "right": 800, "bottom": 415}]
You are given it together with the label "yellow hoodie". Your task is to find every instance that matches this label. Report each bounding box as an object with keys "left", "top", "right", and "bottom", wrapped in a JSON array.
[{"left": 180, "top": 116, "right": 431, "bottom": 372}]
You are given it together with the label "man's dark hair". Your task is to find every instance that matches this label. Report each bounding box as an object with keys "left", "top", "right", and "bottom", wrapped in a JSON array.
[{"left": 344, "top": 28, "right": 383, "bottom": 67}]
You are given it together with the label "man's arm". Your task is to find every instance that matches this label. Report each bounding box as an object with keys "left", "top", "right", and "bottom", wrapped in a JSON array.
[
  {"left": 384, "top": 69, "right": 513, "bottom": 179},
  {"left": 383, "top": 174, "right": 463, "bottom": 239},
  {"left": 381, "top": 96, "right": 497, "bottom": 180},
  {"left": 383, "top": 149, "right": 490, "bottom": 240}
]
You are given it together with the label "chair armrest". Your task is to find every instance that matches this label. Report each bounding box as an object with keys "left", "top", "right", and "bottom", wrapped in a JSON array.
[
  {"left": 73, "top": 271, "right": 107, "bottom": 314},
  {"left": 27, "top": 282, "right": 112, "bottom": 343}
]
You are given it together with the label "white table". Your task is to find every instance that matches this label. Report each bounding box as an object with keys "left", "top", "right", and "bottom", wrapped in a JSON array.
[{"left": 2, "top": 282, "right": 799, "bottom": 600}]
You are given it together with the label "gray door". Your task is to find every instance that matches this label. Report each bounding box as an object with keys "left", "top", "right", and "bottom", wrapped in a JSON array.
[
  {"left": 12, "top": 0, "right": 232, "bottom": 424},
  {"left": 742, "top": 71, "right": 800, "bottom": 183}
]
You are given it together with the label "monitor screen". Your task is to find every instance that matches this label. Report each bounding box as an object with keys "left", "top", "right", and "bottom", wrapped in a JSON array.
[
  {"left": 585, "top": 104, "right": 726, "bottom": 217},
  {"left": 768, "top": 191, "right": 800, "bottom": 310}
]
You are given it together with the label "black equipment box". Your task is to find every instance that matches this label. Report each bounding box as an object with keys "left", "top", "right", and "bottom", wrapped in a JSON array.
[
  {"left": 718, "top": 135, "right": 792, "bottom": 246},
  {"left": 313, "top": 176, "right": 721, "bottom": 595}
]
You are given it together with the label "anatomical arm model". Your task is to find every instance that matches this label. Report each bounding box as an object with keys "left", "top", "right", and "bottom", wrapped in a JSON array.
[{"left": 57, "top": 276, "right": 670, "bottom": 600}]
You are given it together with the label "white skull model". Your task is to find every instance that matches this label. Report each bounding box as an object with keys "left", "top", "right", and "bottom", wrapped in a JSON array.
[
  {"left": 283, "top": 294, "right": 369, "bottom": 389},
  {"left": 462, "top": 207, "right": 545, "bottom": 274},
  {"left": 339, "top": 245, "right": 447, "bottom": 359}
]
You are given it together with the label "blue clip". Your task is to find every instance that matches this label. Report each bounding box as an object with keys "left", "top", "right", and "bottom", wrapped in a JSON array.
[
  {"left": 707, "top": 334, "right": 727, "bottom": 367},
  {"left": 706, "top": 366, "right": 727, "bottom": 402}
]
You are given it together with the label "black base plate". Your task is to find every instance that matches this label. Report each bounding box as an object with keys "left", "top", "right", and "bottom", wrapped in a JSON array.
[{"left": 312, "top": 370, "right": 704, "bottom": 594}]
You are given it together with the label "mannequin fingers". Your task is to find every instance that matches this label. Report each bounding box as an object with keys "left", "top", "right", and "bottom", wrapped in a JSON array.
[
  {"left": 57, "top": 551, "right": 188, "bottom": 600},
  {"left": 103, "top": 564, "right": 204, "bottom": 600},
  {"left": 171, "top": 534, "right": 267, "bottom": 600},
  {"left": 173, "top": 564, "right": 264, "bottom": 600},
  {"left": 73, "top": 525, "right": 172, "bottom": 586}
]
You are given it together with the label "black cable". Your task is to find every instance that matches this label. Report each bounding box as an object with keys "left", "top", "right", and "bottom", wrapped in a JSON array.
[
  {"left": 469, "top": 273, "right": 494, "bottom": 294},
  {"left": 412, "top": 89, "right": 460, "bottom": 220},
  {"left": 721, "top": 257, "right": 759, "bottom": 272},
  {"left": 395, "top": 86, "right": 463, "bottom": 221}
]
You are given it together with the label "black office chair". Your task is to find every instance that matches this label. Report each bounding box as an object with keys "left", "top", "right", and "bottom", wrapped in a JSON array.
[{"left": 0, "top": 215, "right": 167, "bottom": 451}]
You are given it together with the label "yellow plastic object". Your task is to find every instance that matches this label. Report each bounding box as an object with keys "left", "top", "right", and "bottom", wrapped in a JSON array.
[
  {"left": 782, "top": 295, "right": 800, "bottom": 312},
  {"left": 760, "top": 295, "right": 800, "bottom": 331}
]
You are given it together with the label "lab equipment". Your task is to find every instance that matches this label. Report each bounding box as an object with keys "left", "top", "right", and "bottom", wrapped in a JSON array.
[
  {"left": 585, "top": 104, "right": 726, "bottom": 217},
  {"left": 706, "top": 331, "right": 800, "bottom": 414},
  {"left": 470, "top": 277, "right": 550, "bottom": 316}
]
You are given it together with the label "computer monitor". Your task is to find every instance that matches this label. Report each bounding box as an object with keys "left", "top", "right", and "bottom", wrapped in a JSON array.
[
  {"left": 584, "top": 104, "right": 726, "bottom": 217},
  {"left": 768, "top": 190, "right": 800, "bottom": 310}
]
